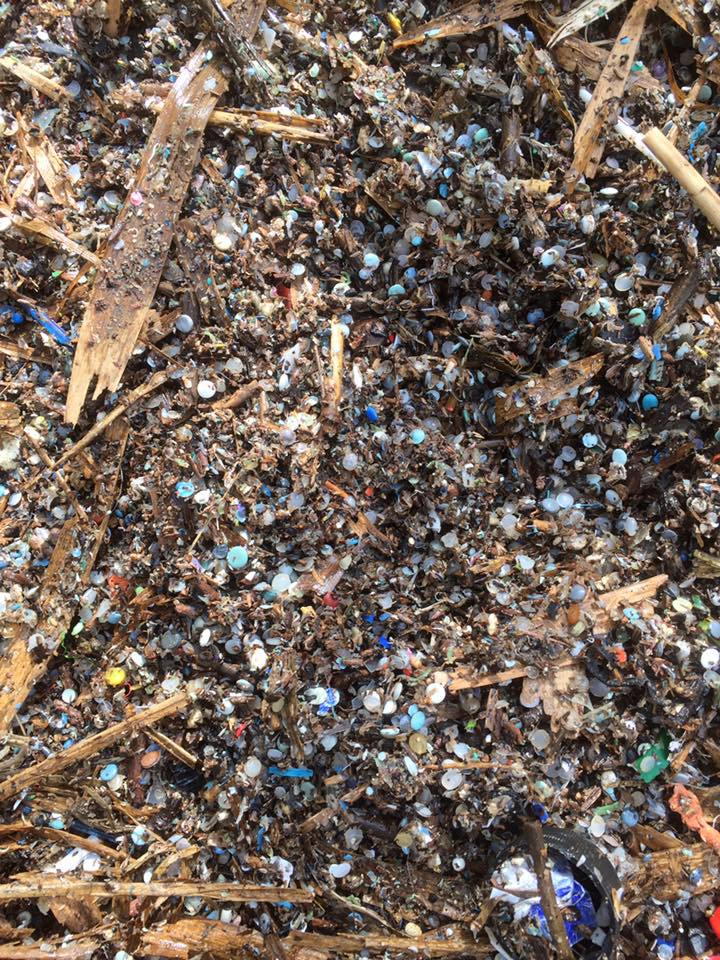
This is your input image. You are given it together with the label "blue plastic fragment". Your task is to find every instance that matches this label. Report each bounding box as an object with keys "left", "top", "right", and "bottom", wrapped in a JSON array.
[
  {"left": 26, "top": 306, "right": 72, "bottom": 346},
  {"left": 268, "top": 766, "right": 313, "bottom": 778}
]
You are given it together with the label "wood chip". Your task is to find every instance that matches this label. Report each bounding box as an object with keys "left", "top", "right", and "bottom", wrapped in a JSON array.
[{"left": 495, "top": 354, "right": 604, "bottom": 424}]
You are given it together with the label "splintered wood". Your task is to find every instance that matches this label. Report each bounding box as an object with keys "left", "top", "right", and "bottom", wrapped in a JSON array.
[
  {"left": 495, "top": 354, "right": 604, "bottom": 424},
  {"left": 392, "top": 0, "right": 525, "bottom": 49},
  {"left": 0, "top": 54, "right": 69, "bottom": 101},
  {"left": 567, "top": 0, "right": 656, "bottom": 186},
  {"left": 0, "top": 517, "right": 79, "bottom": 737},
  {"left": 138, "top": 918, "right": 489, "bottom": 958},
  {"left": 0, "top": 691, "right": 188, "bottom": 803},
  {"left": 65, "top": 49, "right": 227, "bottom": 424}
]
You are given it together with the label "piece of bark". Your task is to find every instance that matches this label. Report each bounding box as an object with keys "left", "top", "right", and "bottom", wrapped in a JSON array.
[
  {"left": 693, "top": 550, "right": 720, "bottom": 579},
  {"left": 80, "top": 422, "right": 131, "bottom": 584},
  {"left": 632, "top": 825, "right": 683, "bottom": 851},
  {"left": 567, "top": 0, "right": 656, "bottom": 186},
  {"left": 139, "top": 918, "right": 489, "bottom": 958},
  {"left": 524, "top": 821, "right": 574, "bottom": 960},
  {"left": 105, "top": 0, "right": 122, "bottom": 36},
  {"left": 626, "top": 842, "right": 719, "bottom": 901},
  {"left": 212, "top": 379, "right": 263, "bottom": 410},
  {"left": 643, "top": 128, "right": 720, "bottom": 233},
  {"left": 392, "top": 0, "right": 525, "bottom": 49},
  {"left": 0, "top": 880, "right": 313, "bottom": 904},
  {"left": 552, "top": 35, "right": 662, "bottom": 92},
  {"left": 15, "top": 120, "right": 74, "bottom": 208},
  {"left": 495, "top": 354, "right": 604, "bottom": 424},
  {"left": 0, "top": 691, "right": 188, "bottom": 804},
  {"left": 65, "top": 50, "right": 227, "bottom": 425}
]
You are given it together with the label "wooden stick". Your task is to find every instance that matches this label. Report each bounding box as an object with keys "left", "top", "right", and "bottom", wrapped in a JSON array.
[
  {"left": 329, "top": 318, "right": 344, "bottom": 416},
  {"left": 0, "top": 201, "right": 101, "bottom": 266},
  {"left": 139, "top": 918, "right": 488, "bottom": 958},
  {"left": 0, "top": 880, "right": 313, "bottom": 904},
  {"left": 0, "top": 692, "right": 188, "bottom": 803},
  {"left": 0, "top": 823, "right": 128, "bottom": 864},
  {"left": 643, "top": 127, "right": 720, "bottom": 232},
  {"left": 449, "top": 657, "right": 574, "bottom": 693},
  {"left": 392, "top": 0, "right": 525, "bottom": 49},
  {"left": 146, "top": 726, "right": 200, "bottom": 769},
  {"left": 524, "top": 821, "right": 573, "bottom": 960}
]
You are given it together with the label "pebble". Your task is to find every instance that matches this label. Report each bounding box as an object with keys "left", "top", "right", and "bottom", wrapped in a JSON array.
[
  {"left": 405, "top": 923, "right": 423, "bottom": 938},
  {"left": 227, "top": 546, "right": 249, "bottom": 569}
]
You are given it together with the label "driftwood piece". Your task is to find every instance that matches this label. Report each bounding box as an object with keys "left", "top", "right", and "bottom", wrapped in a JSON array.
[
  {"left": 392, "top": 0, "right": 525, "bottom": 50},
  {"left": 0, "top": 880, "right": 313, "bottom": 904},
  {"left": 495, "top": 354, "right": 604, "bottom": 424},
  {"left": 552, "top": 35, "right": 662, "bottom": 92},
  {"left": 65, "top": 50, "right": 227, "bottom": 424},
  {"left": 567, "top": 0, "right": 655, "bottom": 186},
  {"left": 626, "top": 842, "right": 719, "bottom": 900},
  {"left": 0, "top": 692, "right": 188, "bottom": 803},
  {"left": 643, "top": 128, "right": 720, "bottom": 233},
  {"left": 138, "top": 918, "right": 489, "bottom": 958}
]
